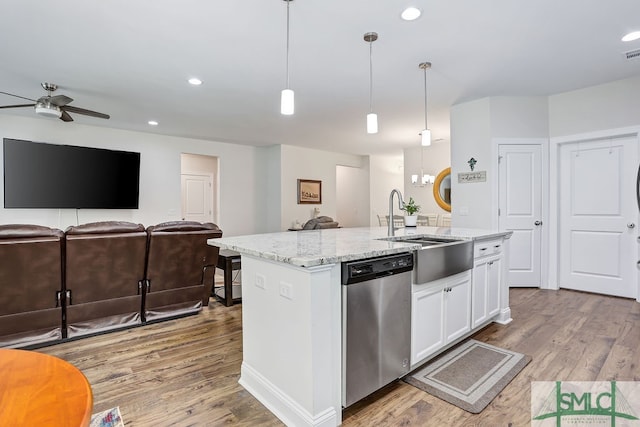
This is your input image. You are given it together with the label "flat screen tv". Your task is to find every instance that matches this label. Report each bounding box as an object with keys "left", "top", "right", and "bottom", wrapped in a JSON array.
[{"left": 3, "top": 138, "right": 140, "bottom": 209}]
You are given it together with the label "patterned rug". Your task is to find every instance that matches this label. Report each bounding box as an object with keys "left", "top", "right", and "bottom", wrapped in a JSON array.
[
  {"left": 404, "top": 339, "right": 531, "bottom": 413},
  {"left": 90, "top": 407, "right": 124, "bottom": 427}
]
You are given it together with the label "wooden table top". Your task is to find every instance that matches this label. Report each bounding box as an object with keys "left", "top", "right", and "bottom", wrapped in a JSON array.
[{"left": 0, "top": 349, "right": 93, "bottom": 427}]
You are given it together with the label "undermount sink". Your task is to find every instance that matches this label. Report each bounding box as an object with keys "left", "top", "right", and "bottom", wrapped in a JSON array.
[{"left": 391, "top": 236, "right": 474, "bottom": 284}]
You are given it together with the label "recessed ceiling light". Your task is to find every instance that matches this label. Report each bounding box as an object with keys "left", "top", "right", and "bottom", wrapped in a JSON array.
[
  {"left": 401, "top": 7, "right": 421, "bottom": 21},
  {"left": 622, "top": 31, "right": 640, "bottom": 42},
  {"left": 188, "top": 77, "right": 202, "bottom": 85},
  {"left": 148, "top": 120, "right": 159, "bottom": 126}
]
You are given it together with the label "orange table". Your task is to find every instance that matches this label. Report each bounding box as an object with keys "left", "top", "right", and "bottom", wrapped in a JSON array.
[{"left": 0, "top": 349, "right": 93, "bottom": 426}]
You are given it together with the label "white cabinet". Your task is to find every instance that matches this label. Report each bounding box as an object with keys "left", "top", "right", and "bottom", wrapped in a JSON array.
[
  {"left": 472, "top": 238, "right": 504, "bottom": 329},
  {"left": 411, "top": 271, "right": 471, "bottom": 367}
]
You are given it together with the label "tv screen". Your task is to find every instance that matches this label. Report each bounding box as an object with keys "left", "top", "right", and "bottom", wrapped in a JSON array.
[{"left": 3, "top": 138, "right": 140, "bottom": 209}]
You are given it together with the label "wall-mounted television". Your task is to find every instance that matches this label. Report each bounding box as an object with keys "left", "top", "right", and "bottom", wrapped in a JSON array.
[{"left": 3, "top": 138, "right": 140, "bottom": 209}]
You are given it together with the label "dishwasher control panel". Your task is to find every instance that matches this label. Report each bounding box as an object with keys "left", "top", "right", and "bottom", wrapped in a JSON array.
[{"left": 342, "top": 253, "right": 413, "bottom": 284}]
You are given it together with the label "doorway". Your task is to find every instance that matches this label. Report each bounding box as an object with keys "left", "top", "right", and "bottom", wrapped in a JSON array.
[
  {"left": 180, "top": 153, "right": 218, "bottom": 224},
  {"left": 336, "top": 165, "right": 369, "bottom": 227},
  {"left": 558, "top": 135, "right": 638, "bottom": 298}
]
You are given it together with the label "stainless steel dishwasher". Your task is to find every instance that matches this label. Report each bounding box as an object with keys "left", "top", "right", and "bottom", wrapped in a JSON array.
[{"left": 341, "top": 252, "right": 413, "bottom": 407}]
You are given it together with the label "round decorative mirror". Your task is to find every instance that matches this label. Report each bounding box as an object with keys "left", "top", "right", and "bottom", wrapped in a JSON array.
[{"left": 433, "top": 167, "right": 451, "bottom": 212}]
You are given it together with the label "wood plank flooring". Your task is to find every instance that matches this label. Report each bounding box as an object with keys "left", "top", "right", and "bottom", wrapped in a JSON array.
[{"left": 37, "top": 288, "right": 640, "bottom": 426}]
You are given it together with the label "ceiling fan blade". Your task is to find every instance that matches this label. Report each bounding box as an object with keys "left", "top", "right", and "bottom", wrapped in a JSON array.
[
  {"left": 0, "top": 91, "right": 36, "bottom": 102},
  {"left": 49, "top": 95, "right": 73, "bottom": 106},
  {"left": 0, "top": 104, "right": 36, "bottom": 108},
  {"left": 60, "top": 110, "right": 74, "bottom": 122},
  {"left": 62, "top": 105, "right": 110, "bottom": 120},
  {"left": 0, "top": 103, "right": 36, "bottom": 109}
]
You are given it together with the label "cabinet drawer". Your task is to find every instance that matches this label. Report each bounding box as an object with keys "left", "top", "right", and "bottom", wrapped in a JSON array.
[{"left": 474, "top": 239, "right": 503, "bottom": 258}]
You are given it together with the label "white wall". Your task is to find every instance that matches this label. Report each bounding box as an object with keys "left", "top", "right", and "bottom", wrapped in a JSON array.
[
  {"left": 279, "top": 145, "right": 366, "bottom": 230},
  {"left": 450, "top": 96, "right": 548, "bottom": 228},
  {"left": 403, "top": 142, "right": 450, "bottom": 218},
  {"left": 0, "top": 115, "right": 267, "bottom": 236},
  {"left": 369, "top": 153, "right": 404, "bottom": 226},
  {"left": 261, "top": 145, "right": 283, "bottom": 233},
  {"left": 549, "top": 75, "right": 640, "bottom": 138},
  {"left": 450, "top": 98, "right": 492, "bottom": 228}
]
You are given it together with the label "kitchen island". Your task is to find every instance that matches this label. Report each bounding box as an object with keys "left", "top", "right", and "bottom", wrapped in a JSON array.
[{"left": 208, "top": 226, "right": 511, "bottom": 427}]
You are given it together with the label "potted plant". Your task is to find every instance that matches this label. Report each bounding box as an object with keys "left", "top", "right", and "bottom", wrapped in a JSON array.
[{"left": 401, "top": 197, "right": 421, "bottom": 227}]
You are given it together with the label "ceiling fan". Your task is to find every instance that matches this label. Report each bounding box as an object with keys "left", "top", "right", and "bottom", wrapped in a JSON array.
[{"left": 0, "top": 82, "right": 110, "bottom": 122}]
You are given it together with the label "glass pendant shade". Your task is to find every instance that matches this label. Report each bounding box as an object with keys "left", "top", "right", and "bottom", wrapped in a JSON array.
[
  {"left": 421, "top": 128, "right": 431, "bottom": 146},
  {"left": 281, "top": 89, "right": 295, "bottom": 115},
  {"left": 367, "top": 113, "right": 378, "bottom": 134}
]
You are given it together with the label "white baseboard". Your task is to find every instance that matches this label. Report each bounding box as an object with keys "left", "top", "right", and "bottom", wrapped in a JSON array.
[
  {"left": 239, "top": 362, "right": 338, "bottom": 427},
  {"left": 495, "top": 307, "right": 512, "bottom": 325}
]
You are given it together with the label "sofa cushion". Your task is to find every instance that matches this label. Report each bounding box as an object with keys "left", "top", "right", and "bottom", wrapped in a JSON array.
[
  {"left": 0, "top": 224, "right": 64, "bottom": 239},
  {"left": 65, "top": 221, "right": 145, "bottom": 235},
  {"left": 147, "top": 221, "right": 221, "bottom": 233}
]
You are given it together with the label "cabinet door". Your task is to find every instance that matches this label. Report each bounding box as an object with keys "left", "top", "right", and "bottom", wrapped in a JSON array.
[
  {"left": 444, "top": 276, "right": 471, "bottom": 343},
  {"left": 471, "top": 260, "right": 488, "bottom": 328},
  {"left": 487, "top": 256, "right": 502, "bottom": 318},
  {"left": 411, "top": 285, "right": 444, "bottom": 365}
]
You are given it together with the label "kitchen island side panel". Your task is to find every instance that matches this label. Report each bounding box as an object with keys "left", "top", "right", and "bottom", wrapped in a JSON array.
[{"left": 238, "top": 254, "right": 342, "bottom": 427}]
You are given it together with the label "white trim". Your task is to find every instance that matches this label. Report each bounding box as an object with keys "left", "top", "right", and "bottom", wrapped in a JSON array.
[
  {"left": 495, "top": 307, "right": 512, "bottom": 325},
  {"left": 549, "top": 126, "right": 640, "bottom": 301},
  {"left": 240, "top": 362, "right": 338, "bottom": 427}
]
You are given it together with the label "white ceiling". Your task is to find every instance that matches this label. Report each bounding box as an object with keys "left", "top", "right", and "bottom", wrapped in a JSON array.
[{"left": 1, "top": 1, "right": 639, "bottom": 155}]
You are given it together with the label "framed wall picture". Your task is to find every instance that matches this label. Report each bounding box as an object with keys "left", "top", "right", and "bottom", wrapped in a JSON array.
[{"left": 297, "top": 179, "right": 322, "bottom": 204}]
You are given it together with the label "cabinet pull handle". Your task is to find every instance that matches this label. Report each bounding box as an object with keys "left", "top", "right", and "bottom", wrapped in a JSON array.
[
  {"left": 480, "top": 248, "right": 487, "bottom": 251},
  {"left": 494, "top": 245, "right": 501, "bottom": 249}
]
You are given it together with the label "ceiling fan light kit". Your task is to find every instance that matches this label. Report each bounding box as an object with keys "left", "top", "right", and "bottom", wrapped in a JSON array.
[{"left": 35, "top": 102, "right": 62, "bottom": 119}]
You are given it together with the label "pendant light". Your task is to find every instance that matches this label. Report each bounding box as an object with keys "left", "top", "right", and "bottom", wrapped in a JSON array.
[
  {"left": 364, "top": 32, "right": 378, "bottom": 134},
  {"left": 419, "top": 62, "right": 432, "bottom": 146},
  {"left": 281, "top": 0, "right": 294, "bottom": 115}
]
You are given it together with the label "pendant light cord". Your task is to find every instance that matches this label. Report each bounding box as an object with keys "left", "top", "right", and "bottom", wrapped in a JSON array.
[
  {"left": 423, "top": 66, "right": 428, "bottom": 129},
  {"left": 369, "top": 40, "right": 374, "bottom": 113}
]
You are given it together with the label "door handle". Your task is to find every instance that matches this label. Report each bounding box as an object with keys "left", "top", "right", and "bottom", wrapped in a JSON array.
[
  {"left": 628, "top": 223, "right": 636, "bottom": 229},
  {"left": 534, "top": 220, "right": 542, "bottom": 226}
]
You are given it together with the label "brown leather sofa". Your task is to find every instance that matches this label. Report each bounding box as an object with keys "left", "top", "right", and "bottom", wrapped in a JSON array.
[
  {"left": 64, "top": 221, "right": 148, "bottom": 338},
  {"left": 0, "top": 220, "right": 223, "bottom": 348},
  {"left": 144, "top": 221, "right": 222, "bottom": 322},
  {"left": 0, "top": 224, "right": 65, "bottom": 348}
]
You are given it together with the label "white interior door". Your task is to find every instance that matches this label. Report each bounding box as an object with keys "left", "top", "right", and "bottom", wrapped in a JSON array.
[
  {"left": 559, "top": 136, "right": 638, "bottom": 298},
  {"left": 181, "top": 173, "right": 213, "bottom": 223},
  {"left": 498, "top": 144, "right": 543, "bottom": 287}
]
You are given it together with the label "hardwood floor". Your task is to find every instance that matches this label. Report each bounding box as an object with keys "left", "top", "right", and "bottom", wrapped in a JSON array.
[{"left": 37, "top": 288, "right": 639, "bottom": 426}]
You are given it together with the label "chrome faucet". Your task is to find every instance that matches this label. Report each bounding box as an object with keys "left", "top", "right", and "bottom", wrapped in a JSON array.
[{"left": 388, "top": 189, "right": 405, "bottom": 236}]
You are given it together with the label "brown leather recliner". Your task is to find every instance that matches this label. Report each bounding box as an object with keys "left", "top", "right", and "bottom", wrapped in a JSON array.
[
  {"left": 64, "top": 221, "right": 147, "bottom": 338},
  {"left": 0, "top": 224, "right": 64, "bottom": 348},
  {"left": 144, "top": 221, "right": 222, "bottom": 322}
]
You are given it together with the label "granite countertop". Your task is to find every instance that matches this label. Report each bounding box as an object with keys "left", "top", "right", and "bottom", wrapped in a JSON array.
[{"left": 208, "top": 226, "right": 512, "bottom": 268}]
